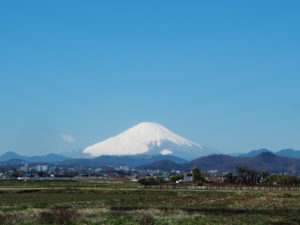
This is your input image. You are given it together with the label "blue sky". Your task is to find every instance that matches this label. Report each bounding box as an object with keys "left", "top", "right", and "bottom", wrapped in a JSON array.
[{"left": 0, "top": 1, "right": 300, "bottom": 155}]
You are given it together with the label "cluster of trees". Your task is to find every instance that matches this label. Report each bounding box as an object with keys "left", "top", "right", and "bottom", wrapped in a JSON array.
[
  {"left": 226, "top": 167, "right": 270, "bottom": 184},
  {"left": 226, "top": 166, "right": 300, "bottom": 185},
  {"left": 138, "top": 166, "right": 300, "bottom": 186},
  {"left": 192, "top": 168, "right": 205, "bottom": 185},
  {"left": 170, "top": 174, "right": 184, "bottom": 182},
  {"left": 264, "top": 174, "right": 300, "bottom": 186}
]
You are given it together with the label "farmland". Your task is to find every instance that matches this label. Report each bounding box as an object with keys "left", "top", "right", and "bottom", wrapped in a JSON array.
[{"left": 0, "top": 180, "right": 300, "bottom": 224}]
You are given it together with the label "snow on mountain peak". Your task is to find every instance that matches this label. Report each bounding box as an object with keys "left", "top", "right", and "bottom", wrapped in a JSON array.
[
  {"left": 160, "top": 149, "right": 173, "bottom": 155},
  {"left": 83, "top": 122, "right": 215, "bottom": 160}
]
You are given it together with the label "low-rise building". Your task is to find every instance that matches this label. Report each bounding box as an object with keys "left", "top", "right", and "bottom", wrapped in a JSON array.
[{"left": 184, "top": 171, "right": 193, "bottom": 182}]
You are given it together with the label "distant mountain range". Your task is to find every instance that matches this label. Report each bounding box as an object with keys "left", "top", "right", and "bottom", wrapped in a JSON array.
[
  {"left": 1, "top": 148, "right": 300, "bottom": 174},
  {"left": 236, "top": 148, "right": 300, "bottom": 158},
  {"left": 0, "top": 151, "right": 187, "bottom": 168},
  {"left": 138, "top": 152, "right": 300, "bottom": 175},
  {"left": 0, "top": 159, "right": 28, "bottom": 167},
  {"left": 0, "top": 151, "right": 69, "bottom": 163}
]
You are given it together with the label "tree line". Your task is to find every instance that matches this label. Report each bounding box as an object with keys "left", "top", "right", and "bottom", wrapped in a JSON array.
[
  {"left": 139, "top": 166, "right": 300, "bottom": 186},
  {"left": 227, "top": 166, "right": 300, "bottom": 186}
]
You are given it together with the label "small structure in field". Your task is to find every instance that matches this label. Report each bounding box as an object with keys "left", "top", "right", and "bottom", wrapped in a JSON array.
[{"left": 184, "top": 171, "right": 193, "bottom": 183}]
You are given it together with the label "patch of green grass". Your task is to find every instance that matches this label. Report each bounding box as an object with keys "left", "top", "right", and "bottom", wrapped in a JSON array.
[
  {"left": 32, "top": 202, "right": 49, "bottom": 208},
  {"left": 0, "top": 180, "right": 138, "bottom": 189}
]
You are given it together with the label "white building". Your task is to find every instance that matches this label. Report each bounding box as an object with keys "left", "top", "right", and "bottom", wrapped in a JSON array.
[
  {"left": 36, "top": 165, "right": 48, "bottom": 172},
  {"left": 184, "top": 171, "right": 193, "bottom": 182}
]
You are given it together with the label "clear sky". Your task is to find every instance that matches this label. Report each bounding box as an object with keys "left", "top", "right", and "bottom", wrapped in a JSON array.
[{"left": 1, "top": 1, "right": 300, "bottom": 156}]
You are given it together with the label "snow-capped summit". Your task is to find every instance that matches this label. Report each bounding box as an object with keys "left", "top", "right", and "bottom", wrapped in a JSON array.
[{"left": 83, "top": 122, "right": 218, "bottom": 160}]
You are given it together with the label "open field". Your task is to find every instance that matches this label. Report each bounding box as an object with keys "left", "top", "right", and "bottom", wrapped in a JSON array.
[{"left": 0, "top": 180, "right": 300, "bottom": 224}]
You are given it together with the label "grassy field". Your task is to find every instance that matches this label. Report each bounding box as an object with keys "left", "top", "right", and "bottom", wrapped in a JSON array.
[{"left": 0, "top": 180, "right": 300, "bottom": 224}]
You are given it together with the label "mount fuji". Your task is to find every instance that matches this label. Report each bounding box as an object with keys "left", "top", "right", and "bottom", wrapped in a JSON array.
[{"left": 83, "top": 122, "right": 218, "bottom": 160}]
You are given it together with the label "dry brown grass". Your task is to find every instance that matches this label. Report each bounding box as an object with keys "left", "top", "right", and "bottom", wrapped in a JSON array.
[
  {"left": 39, "top": 207, "right": 81, "bottom": 224},
  {"left": 0, "top": 213, "right": 7, "bottom": 224},
  {"left": 139, "top": 214, "right": 154, "bottom": 225}
]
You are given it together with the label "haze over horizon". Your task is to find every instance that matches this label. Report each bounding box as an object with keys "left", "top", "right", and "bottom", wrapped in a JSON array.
[{"left": 1, "top": 1, "right": 300, "bottom": 156}]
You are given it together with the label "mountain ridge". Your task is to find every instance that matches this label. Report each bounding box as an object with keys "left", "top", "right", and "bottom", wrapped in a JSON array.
[
  {"left": 137, "top": 152, "right": 300, "bottom": 175},
  {"left": 61, "top": 154, "right": 187, "bottom": 168},
  {"left": 0, "top": 152, "right": 69, "bottom": 163},
  {"left": 236, "top": 148, "right": 300, "bottom": 158}
]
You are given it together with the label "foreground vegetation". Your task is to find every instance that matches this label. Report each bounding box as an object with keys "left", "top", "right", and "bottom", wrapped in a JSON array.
[{"left": 0, "top": 180, "right": 300, "bottom": 224}]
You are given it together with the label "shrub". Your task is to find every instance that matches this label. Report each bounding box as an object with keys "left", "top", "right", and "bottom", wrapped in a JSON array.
[
  {"left": 196, "top": 181, "right": 203, "bottom": 186},
  {"left": 0, "top": 213, "right": 16, "bottom": 225},
  {"left": 139, "top": 214, "right": 154, "bottom": 225},
  {"left": 139, "top": 178, "right": 159, "bottom": 185},
  {"left": 39, "top": 207, "right": 80, "bottom": 224}
]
